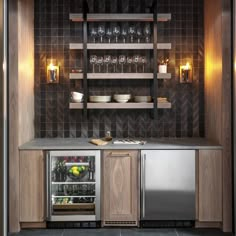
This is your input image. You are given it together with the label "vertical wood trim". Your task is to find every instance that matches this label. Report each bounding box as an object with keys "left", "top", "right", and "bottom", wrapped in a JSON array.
[
  {"left": 198, "top": 150, "right": 222, "bottom": 222},
  {"left": 204, "top": 0, "right": 232, "bottom": 232},
  {"left": 9, "top": 0, "right": 35, "bottom": 232},
  {"left": 204, "top": 0, "right": 222, "bottom": 143},
  {"left": 9, "top": 0, "right": 20, "bottom": 232},
  {"left": 18, "top": 0, "right": 35, "bottom": 145},
  {"left": 221, "top": 0, "right": 232, "bottom": 232}
]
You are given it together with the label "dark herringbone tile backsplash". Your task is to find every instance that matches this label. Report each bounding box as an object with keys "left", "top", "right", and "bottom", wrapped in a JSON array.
[{"left": 35, "top": 0, "right": 204, "bottom": 138}]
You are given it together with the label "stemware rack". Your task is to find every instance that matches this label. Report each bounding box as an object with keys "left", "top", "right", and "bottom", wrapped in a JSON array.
[{"left": 69, "top": 8, "right": 172, "bottom": 118}]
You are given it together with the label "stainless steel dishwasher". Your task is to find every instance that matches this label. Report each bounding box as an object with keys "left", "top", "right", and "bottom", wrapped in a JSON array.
[{"left": 141, "top": 150, "right": 195, "bottom": 221}]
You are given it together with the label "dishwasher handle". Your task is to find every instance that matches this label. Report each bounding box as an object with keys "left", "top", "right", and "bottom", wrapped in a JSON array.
[{"left": 141, "top": 154, "right": 146, "bottom": 219}]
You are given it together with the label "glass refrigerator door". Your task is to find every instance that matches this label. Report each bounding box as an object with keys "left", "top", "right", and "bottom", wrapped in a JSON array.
[{"left": 48, "top": 151, "right": 100, "bottom": 220}]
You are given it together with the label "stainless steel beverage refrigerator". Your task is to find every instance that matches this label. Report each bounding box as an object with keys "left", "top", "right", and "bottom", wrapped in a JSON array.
[{"left": 0, "top": 0, "right": 7, "bottom": 235}]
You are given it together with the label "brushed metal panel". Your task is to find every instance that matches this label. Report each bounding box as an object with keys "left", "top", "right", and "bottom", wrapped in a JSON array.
[{"left": 141, "top": 150, "right": 195, "bottom": 220}]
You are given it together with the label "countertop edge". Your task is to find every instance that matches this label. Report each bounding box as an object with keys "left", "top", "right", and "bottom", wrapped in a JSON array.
[{"left": 18, "top": 138, "right": 223, "bottom": 151}]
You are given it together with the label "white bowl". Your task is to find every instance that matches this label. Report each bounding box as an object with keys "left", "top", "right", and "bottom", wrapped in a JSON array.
[
  {"left": 71, "top": 91, "right": 83, "bottom": 99},
  {"left": 115, "top": 99, "right": 129, "bottom": 103},
  {"left": 89, "top": 96, "right": 111, "bottom": 103},
  {"left": 134, "top": 96, "right": 152, "bottom": 103},
  {"left": 113, "top": 94, "right": 131, "bottom": 100}
]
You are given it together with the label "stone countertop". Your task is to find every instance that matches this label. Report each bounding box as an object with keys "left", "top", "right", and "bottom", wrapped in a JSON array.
[{"left": 19, "top": 138, "right": 222, "bottom": 150}]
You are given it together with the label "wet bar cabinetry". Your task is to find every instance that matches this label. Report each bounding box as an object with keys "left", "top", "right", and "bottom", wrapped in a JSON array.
[{"left": 19, "top": 147, "right": 223, "bottom": 229}]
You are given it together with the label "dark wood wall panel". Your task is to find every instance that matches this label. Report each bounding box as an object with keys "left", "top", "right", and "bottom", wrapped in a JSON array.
[{"left": 204, "top": 0, "right": 232, "bottom": 232}]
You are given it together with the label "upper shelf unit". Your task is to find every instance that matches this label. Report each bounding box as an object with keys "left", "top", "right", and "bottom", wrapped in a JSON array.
[
  {"left": 69, "top": 43, "right": 172, "bottom": 50},
  {"left": 70, "top": 13, "right": 171, "bottom": 22}
]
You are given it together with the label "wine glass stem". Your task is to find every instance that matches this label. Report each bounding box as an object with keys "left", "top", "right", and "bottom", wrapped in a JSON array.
[
  {"left": 99, "top": 65, "right": 101, "bottom": 73},
  {"left": 101, "top": 36, "right": 103, "bottom": 43},
  {"left": 113, "top": 65, "right": 116, "bottom": 72},
  {"left": 135, "top": 64, "right": 138, "bottom": 73},
  {"left": 131, "top": 36, "right": 133, "bottom": 43},
  {"left": 121, "top": 65, "right": 123, "bottom": 73},
  {"left": 116, "top": 37, "right": 118, "bottom": 43},
  {"left": 93, "top": 64, "right": 95, "bottom": 73},
  {"left": 143, "top": 65, "right": 145, "bottom": 73},
  {"left": 93, "top": 38, "right": 95, "bottom": 43},
  {"left": 129, "top": 65, "right": 131, "bottom": 73},
  {"left": 106, "top": 64, "right": 109, "bottom": 73},
  {"left": 123, "top": 38, "right": 125, "bottom": 43}
]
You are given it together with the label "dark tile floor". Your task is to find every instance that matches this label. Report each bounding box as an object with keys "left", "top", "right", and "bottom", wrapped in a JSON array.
[{"left": 9, "top": 228, "right": 233, "bottom": 236}]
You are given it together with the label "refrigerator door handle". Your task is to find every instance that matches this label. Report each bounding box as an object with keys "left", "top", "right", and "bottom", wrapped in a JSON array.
[{"left": 141, "top": 154, "right": 146, "bottom": 219}]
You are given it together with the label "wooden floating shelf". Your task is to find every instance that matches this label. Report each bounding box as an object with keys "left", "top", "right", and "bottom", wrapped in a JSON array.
[
  {"left": 70, "top": 102, "right": 171, "bottom": 109},
  {"left": 69, "top": 43, "right": 172, "bottom": 50},
  {"left": 69, "top": 43, "right": 83, "bottom": 50},
  {"left": 157, "top": 73, "right": 172, "bottom": 79},
  {"left": 87, "top": 13, "right": 153, "bottom": 22},
  {"left": 69, "top": 13, "right": 83, "bottom": 22},
  {"left": 69, "top": 13, "right": 171, "bottom": 22},
  {"left": 69, "top": 73, "right": 83, "bottom": 79},
  {"left": 157, "top": 13, "right": 171, "bottom": 22},
  {"left": 69, "top": 73, "right": 171, "bottom": 80},
  {"left": 157, "top": 43, "right": 172, "bottom": 50},
  {"left": 87, "top": 73, "right": 153, "bottom": 79},
  {"left": 87, "top": 43, "right": 153, "bottom": 50}
]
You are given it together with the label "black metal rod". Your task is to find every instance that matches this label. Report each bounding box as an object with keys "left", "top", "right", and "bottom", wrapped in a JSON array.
[
  {"left": 83, "top": 0, "right": 88, "bottom": 119},
  {"left": 153, "top": 2, "right": 158, "bottom": 119}
]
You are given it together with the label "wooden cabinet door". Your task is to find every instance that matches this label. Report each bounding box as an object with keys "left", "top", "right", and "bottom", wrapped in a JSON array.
[
  {"left": 198, "top": 150, "right": 222, "bottom": 222},
  {"left": 102, "top": 150, "right": 139, "bottom": 225},
  {"left": 19, "top": 150, "right": 45, "bottom": 222}
]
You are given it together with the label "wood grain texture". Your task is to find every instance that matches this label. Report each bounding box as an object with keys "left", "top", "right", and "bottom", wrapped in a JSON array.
[
  {"left": 102, "top": 150, "right": 139, "bottom": 225},
  {"left": 20, "top": 222, "right": 46, "bottom": 229},
  {"left": 204, "top": 0, "right": 232, "bottom": 232},
  {"left": 18, "top": 0, "right": 35, "bottom": 145},
  {"left": 9, "top": 0, "right": 35, "bottom": 232},
  {"left": 198, "top": 150, "right": 222, "bottom": 222},
  {"left": 9, "top": 0, "right": 20, "bottom": 232},
  {"left": 221, "top": 0, "right": 232, "bottom": 232},
  {"left": 19, "top": 151, "right": 45, "bottom": 222},
  {"left": 195, "top": 151, "right": 199, "bottom": 220},
  {"left": 195, "top": 221, "right": 222, "bottom": 228},
  {"left": 204, "top": 0, "right": 222, "bottom": 143}
]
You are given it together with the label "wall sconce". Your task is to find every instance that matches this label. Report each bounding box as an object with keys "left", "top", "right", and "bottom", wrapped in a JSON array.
[
  {"left": 180, "top": 62, "right": 193, "bottom": 83},
  {"left": 46, "top": 59, "right": 59, "bottom": 84}
]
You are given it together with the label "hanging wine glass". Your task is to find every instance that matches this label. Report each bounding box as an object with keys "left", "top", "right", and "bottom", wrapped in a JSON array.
[
  {"left": 136, "top": 26, "right": 142, "bottom": 43},
  {"left": 97, "top": 25, "right": 105, "bottom": 43},
  {"left": 143, "top": 24, "right": 151, "bottom": 43},
  {"left": 90, "top": 27, "right": 97, "bottom": 43},
  {"left": 133, "top": 55, "right": 140, "bottom": 73},
  {"left": 119, "top": 55, "right": 126, "bottom": 73},
  {"left": 140, "top": 56, "right": 147, "bottom": 73},
  {"left": 113, "top": 25, "right": 120, "bottom": 43},
  {"left": 96, "top": 56, "right": 103, "bottom": 73},
  {"left": 127, "top": 56, "right": 133, "bottom": 73},
  {"left": 90, "top": 55, "right": 97, "bottom": 73},
  {"left": 111, "top": 56, "right": 118, "bottom": 73},
  {"left": 121, "top": 26, "right": 128, "bottom": 43},
  {"left": 106, "top": 27, "right": 112, "bottom": 43},
  {"left": 128, "top": 25, "right": 136, "bottom": 43},
  {"left": 104, "top": 55, "right": 111, "bottom": 73}
]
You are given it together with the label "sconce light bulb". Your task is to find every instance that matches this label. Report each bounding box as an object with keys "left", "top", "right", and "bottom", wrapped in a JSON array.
[
  {"left": 49, "top": 63, "right": 54, "bottom": 70},
  {"left": 185, "top": 62, "right": 190, "bottom": 70}
]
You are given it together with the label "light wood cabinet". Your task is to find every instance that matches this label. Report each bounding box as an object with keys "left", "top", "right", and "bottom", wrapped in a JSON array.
[
  {"left": 19, "top": 150, "right": 45, "bottom": 223},
  {"left": 102, "top": 150, "right": 139, "bottom": 226},
  {"left": 198, "top": 150, "right": 222, "bottom": 222}
]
